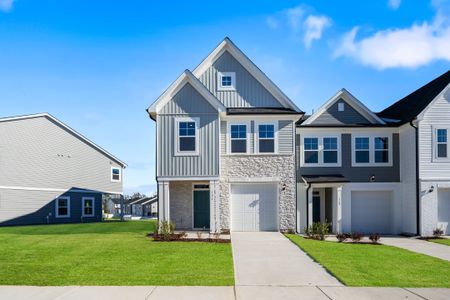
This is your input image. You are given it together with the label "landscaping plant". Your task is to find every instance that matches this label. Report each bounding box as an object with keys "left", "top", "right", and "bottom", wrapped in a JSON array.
[
  {"left": 304, "top": 222, "right": 329, "bottom": 240},
  {"left": 336, "top": 233, "right": 347, "bottom": 242},
  {"left": 433, "top": 228, "right": 444, "bottom": 238},
  {"left": 351, "top": 232, "right": 362, "bottom": 242},
  {"left": 369, "top": 233, "right": 381, "bottom": 244},
  {"left": 157, "top": 220, "right": 175, "bottom": 241}
]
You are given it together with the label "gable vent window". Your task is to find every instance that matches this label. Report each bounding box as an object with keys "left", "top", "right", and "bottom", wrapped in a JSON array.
[
  {"left": 338, "top": 102, "right": 345, "bottom": 112},
  {"left": 218, "top": 72, "right": 236, "bottom": 91},
  {"left": 436, "top": 129, "right": 448, "bottom": 158}
]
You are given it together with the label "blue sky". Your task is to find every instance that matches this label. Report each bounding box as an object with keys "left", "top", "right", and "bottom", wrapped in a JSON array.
[{"left": 1, "top": 0, "right": 450, "bottom": 195}]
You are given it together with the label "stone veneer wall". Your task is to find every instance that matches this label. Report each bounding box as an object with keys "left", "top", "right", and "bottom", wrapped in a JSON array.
[{"left": 219, "top": 155, "right": 296, "bottom": 231}]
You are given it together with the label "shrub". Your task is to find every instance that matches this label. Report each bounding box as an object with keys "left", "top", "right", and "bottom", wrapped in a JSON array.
[
  {"left": 433, "top": 228, "right": 444, "bottom": 238},
  {"left": 286, "top": 228, "right": 295, "bottom": 234},
  {"left": 369, "top": 233, "right": 380, "bottom": 244},
  {"left": 351, "top": 232, "right": 362, "bottom": 242},
  {"left": 336, "top": 233, "right": 347, "bottom": 242},
  {"left": 157, "top": 220, "right": 175, "bottom": 241},
  {"left": 305, "top": 222, "right": 330, "bottom": 240}
]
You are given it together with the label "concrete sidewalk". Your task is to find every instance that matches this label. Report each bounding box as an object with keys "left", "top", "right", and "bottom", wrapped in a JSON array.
[
  {"left": 381, "top": 237, "right": 450, "bottom": 261},
  {"left": 231, "top": 232, "right": 342, "bottom": 286},
  {"left": 1, "top": 286, "right": 449, "bottom": 300}
]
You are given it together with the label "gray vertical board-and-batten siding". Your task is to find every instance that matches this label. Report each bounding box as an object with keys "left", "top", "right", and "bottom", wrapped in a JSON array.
[
  {"left": 158, "top": 83, "right": 219, "bottom": 177},
  {"left": 296, "top": 133, "right": 400, "bottom": 182},
  {"left": 310, "top": 98, "right": 372, "bottom": 125},
  {"left": 0, "top": 116, "right": 123, "bottom": 193},
  {"left": 198, "top": 51, "right": 283, "bottom": 108}
]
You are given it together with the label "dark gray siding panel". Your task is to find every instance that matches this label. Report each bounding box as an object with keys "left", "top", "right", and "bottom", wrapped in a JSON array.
[
  {"left": 312, "top": 99, "right": 371, "bottom": 125},
  {"left": 278, "top": 120, "right": 294, "bottom": 154},
  {"left": 198, "top": 51, "right": 283, "bottom": 108},
  {"left": 0, "top": 189, "right": 102, "bottom": 226},
  {"left": 160, "top": 83, "right": 217, "bottom": 114},
  {"left": 297, "top": 133, "right": 400, "bottom": 182}
]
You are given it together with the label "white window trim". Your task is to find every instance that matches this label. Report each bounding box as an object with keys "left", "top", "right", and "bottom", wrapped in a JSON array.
[
  {"left": 55, "top": 196, "right": 71, "bottom": 218},
  {"left": 174, "top": 117, "right": 200, "bottom": 156},
  {"left": 227, "top": 121, "right": 250, "bottom": 155},
  {"left": 82, "top": 197, "right": 95, "bottom": 217},
  {"left": 300, "top": 135, "right": 341, "bottom": 167},
  {"left": 217, "top": 72, "right": 236, "bottom": 91},
  {"left": 433, "top": 127, "right": 450, "bottom": 161},
  {"left": 255, "top": 121, "right": 278, "bottom": 154},
  {"left": 351, "top": 134, "right": 393, "bottom": 167},
  {"left": 111, "top": 166, "right": 122, "bottom": 182}
]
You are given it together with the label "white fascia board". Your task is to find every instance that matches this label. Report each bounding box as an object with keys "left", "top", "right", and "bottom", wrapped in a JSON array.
[
  {"left": 147, "top": 70, "right": 225, "bottom": 115},
  {"left": 0, "top": 113, "right": 127, "bottom": 168},
  {"left": 416, "top": 82, "right": 450, "bottom": 121},
  {"left": 192, "top": 37, "right": 302, "bottom": 112},
  {"left": 303, "top": 88, "right": 385, "bottom": 125}
]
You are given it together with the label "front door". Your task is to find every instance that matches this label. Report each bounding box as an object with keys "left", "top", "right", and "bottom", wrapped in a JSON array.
[
  {"left": 312, "top": 192, "right": 321, "bottom": 223},
  {"left": 193, "top": 190, "right": 210, "bottom": 229}
]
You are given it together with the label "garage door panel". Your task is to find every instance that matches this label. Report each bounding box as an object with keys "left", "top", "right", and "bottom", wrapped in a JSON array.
[
  {"left": 438, "top": 189, "right": 450, "bottom": 235},
  {"left": 351, "top": 191, "right": 392, "bottom": 234},
  {"left": 231, "top": 184, "right": 277, "bottom": 232}
]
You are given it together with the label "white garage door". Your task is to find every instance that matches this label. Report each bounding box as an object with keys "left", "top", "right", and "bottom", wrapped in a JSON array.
[
  {"left": 231, "top": 183, "right": 277, "bottom": 232},
  {"left": 438, "top": 189, "right": 450, "bottom": 235},
  {"left": 351, "top": 191, "right": 393, "bottom": 234}
]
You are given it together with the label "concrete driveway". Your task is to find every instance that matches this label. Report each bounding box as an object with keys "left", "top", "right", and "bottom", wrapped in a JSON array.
[
  {"left": 231, "top": 232, "right": 342, "bottom": 286},
  {"left": 381, "top": 237, "right": 450, "bottom": 261}
]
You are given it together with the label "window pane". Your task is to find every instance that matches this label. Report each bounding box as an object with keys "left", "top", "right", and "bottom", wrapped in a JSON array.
[
  {"left": 438, "top": 129, "right": 447, "bottom": 143},
  {"left": 324, "top": 151, "right": 338, "bottom": 163},
  {"left": 323, "top": 138, "right": 337, "bottom": 150},
  {"left": 231, "top": 140, "right": 246, "bottom": 153},
  {"left": 222, "top": 76, "right": 232, "bottom": 86},
  {"left": 355, "top": 137, "right": 369, "bottom": 150},
  {"left": 259, "top": 124, "right": 274, "bottom": 139},
  {"left": 305, "top": 151, "right": 318, "bottom": 163},
  {"left": 355, "top": 151, "right": 370, "bottom": 163},
  {"left": 304, "top": 138, "right": 318, "bottom": 150},
  {"left": 58, "top": 207, "right": 68, "bottom": 216},
  {"left": 231, "top": 125, "right": 246, "bottom": 139},
  {"left": 375, "top": 150, "right": 389, "bottom": 163},
  {"left": 179, "top": 137, "right": 196, "bottom": 151},
  {"left": 375, "top": 137, "right": 389, "bottom": 150},
  {"left": 438, "top": 144, "right": 448, "bottom": 158},
  {"left": 259, "top": 139, "right": 274, "bottom": 153},
  {"left": 112, "top": 174, "right": 120, "bottom": 180},
  {"left": 112, "top": 168, "right": 120, "bottom": 175},
  {"left": 58, "top": 198, "right": 67, "bottom": 207},
  {"left": 179, "top": 122, "right": 195, "bottom": 137},
  {"left": 85, "top": 200, "right": 92, "bottom": 208}
]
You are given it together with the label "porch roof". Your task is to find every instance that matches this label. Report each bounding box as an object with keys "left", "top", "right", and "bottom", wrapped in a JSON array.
[{"left": 301, "top": 174, "right": 349, "bottom": 184}]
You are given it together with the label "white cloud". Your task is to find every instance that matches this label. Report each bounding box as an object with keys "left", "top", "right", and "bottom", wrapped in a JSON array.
[
  {"left": 334, "top": 13, "right": 450, "bottom": 69},
  {"left": 286, "top": 5, "right": 305, "bottom": 31},
  {"left": 0, "top": 0, "right": 14, "bottom": 12},
  {"left": 303, "top": 15, "right": 332, "bottom": 48},
  {"left": 388, "top": 0, "right": 401, "bottom": 10}
]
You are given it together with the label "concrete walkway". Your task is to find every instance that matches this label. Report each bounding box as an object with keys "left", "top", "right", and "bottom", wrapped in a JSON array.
[
  {"left": 231, "top": 232, "right": 342, "bottom": 286},
  {"left": 381, "top": 237, "right": 450, "bottom": 261},
  {"left": 1, "top": 286, "right": 450, "bottom": 300}
]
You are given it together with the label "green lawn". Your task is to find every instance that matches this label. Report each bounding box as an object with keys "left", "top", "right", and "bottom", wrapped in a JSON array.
[
  {"left": 429, "top": 238, "right": 450, "bottom": 246},
  {"left": 0, "top": 221, "right": 234, "bottom": 286},
  {"left": 285, "top": 234, "right": 450, "bottom": 287}
]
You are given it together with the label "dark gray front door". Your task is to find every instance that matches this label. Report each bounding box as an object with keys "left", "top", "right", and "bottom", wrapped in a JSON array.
[
  {"left": 193, "top": 190, "right": 210, "bottom": 229},
  {"left": 313, "top": 193, "right": 321, "bottom": 223}
]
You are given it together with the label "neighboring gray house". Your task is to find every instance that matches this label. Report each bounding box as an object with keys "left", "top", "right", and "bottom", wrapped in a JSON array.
[
  {"left": 129, "top": 195, "right": 158, "bottom": 218},
  {"left": 297, "top": 70, "right": 450, "bottom": 236},
  {"left": 0, "top": 113, "right": 126, "bottom": 226},
  {"left": 147, "top": 38, "right": 303, "bottom": 232}
]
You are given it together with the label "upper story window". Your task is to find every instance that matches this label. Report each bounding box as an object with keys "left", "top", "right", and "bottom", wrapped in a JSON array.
[
  {"left": 230, "top": 124, "right": 247, "bottom": 153},
  {"left": 436, "top": 128, "right": 448, "bottom": 159},
  {"left": 175, "top": 118, "right": 199, "bottom": 156},
  {"left": 218, "top": 72, "right": 236, "bottom": 91},
  {"left": 352, "top": 135, "right": 392, "bottom": 166},
  {"left": 302, "top": 136, "right": 340, "bottom": 166},
  {"left": 111, "top": 167, "right": 121, "bottom": 182},
  {"left": 82, "top": 197, "right": 95, "bottom": 217},
  {"left": 55, "top": 196, "right": 70, "bottom": 218},
  {"left": 257, "top": 123, "right": 276, "bottom": 153}
]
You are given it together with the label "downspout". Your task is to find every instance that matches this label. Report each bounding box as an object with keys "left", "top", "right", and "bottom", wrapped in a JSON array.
[
  {"left": 409, "top": 119, "right": 420, "bottom": 236},
  {"left": 147, "top": 109, "right": 159, "bottom": 231}
]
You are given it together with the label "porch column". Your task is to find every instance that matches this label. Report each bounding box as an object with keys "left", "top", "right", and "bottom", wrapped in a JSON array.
[
  {"left": 157, "top": 181, "right": 170, "bottom": 222},
  {"left": 307, "top": 186, "right": 313, "bottom": 228},
  {"left": 210, "top": 180, "right": 220, "bottom": 233},
  {"left": 336, "top": 186, "right": 343, "bottom": 233}
]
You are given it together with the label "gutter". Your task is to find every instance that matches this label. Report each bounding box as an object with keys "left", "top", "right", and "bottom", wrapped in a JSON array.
[{"left": 409, "top": 119, "right": 420, "bottom": 236}]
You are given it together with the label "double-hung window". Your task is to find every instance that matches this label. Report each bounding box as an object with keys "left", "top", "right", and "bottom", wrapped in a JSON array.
[
  {"left": 353, "top": 135, "right": 391, "bottom": 166},
  {"left": 355, "top": 137, "right": 370, "bottom": 163},
  {"left": 436, "top": 129, "right": 448, "bottom": 159},
  {"left": 230, "top": 124, "right": 247, "bottom": 153},
  {"left": 55, "top": 196, "right": 70, "bottom": 218},
  {"left": 176, "top": 118, "right": 199, "bottom": 155},
  {"left": 304, "top": 138, "right": 319, "bottom": 164},
  {"left": 257, "top": 124, "right": 275, "bottom": 153},
  {"left": 82, "top": 197, "right": 95, "bottom": 217},
  {"left": 111, "top": 167, "right": 121, "bottom": 182},
  {"left": 323, "top": 137, "right": 338, "bottom": 163},
  {"left": 375, "top": 137, "right": 389, "bottom": 163}
]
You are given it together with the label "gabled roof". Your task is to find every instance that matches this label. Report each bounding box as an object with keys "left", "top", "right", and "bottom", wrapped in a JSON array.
[
  {"left": 192, "top": 37, "right": 302, "bottom": 112},
  {"left": 227, "top": 107, "right": 299, "bottom": 115},
  {"left": 147, "top": 69, "right": 226, "bottom": 118},
  {"left": 0, "top": 113, "right": 127, "bottom": 167},
  {"left": 302, "top": 88, "right": 385, "bottom": 126},
  {"left": 378, "top": 70, "right": 450, "bottom": 125}
]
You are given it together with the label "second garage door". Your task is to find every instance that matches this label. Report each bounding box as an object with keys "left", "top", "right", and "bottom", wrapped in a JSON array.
[
  {"left": 438, "top": 189, "right": 450, "bottom": 235},
  {"left": 231, "top": 183, "right": 278, "bottom": 232},
  {"left": 351, "top": 191, "right": 393, "bottom": 234}
]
